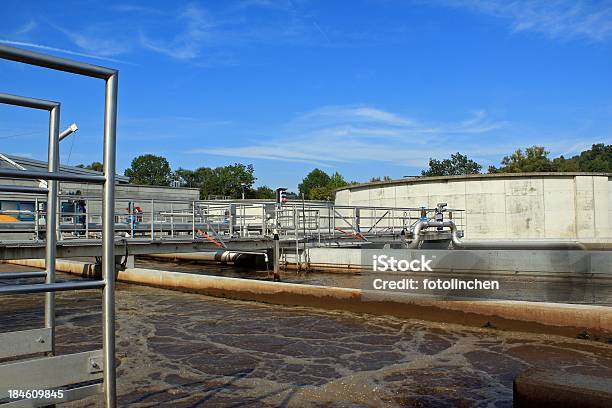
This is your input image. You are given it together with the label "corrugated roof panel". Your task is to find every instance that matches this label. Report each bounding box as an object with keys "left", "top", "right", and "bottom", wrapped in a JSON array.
[{"left": 1, "top": 154, "right": 130, "bottom": 183}]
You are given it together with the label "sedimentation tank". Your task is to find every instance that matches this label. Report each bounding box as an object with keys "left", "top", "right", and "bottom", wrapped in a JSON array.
[{"left": 335, "top": 172, "right": 612, "bottom": 241}]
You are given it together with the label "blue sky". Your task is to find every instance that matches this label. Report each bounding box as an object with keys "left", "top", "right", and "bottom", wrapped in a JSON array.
[{"left": 0, "top": 0, "right": 611, "bottom": 190}]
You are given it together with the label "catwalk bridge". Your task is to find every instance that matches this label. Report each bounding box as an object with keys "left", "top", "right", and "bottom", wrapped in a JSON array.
[{"left": 0, "top": 198, "right": 466, "bottom": 260}]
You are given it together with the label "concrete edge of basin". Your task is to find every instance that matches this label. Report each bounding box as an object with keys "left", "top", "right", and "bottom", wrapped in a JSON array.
[
  {"left": 513, "top": 368, "right": 612, "bottom": 408},
  {"left": 4, "top": 259, "right": 612, "bottom": 339}
]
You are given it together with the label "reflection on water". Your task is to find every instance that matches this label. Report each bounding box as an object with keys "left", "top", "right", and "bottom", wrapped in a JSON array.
[{"left": 136, "top": 258, "right": 612, "bottom": 305}]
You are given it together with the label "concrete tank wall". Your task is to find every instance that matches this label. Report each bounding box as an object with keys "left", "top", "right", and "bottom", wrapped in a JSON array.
[{"left": 334, "top": 173, "right": 612, "bottom": 240}]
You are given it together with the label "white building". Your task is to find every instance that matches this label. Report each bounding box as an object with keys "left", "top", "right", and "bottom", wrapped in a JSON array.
[{"left": 0, "top": 154, "right": 199, "bottom": 222}]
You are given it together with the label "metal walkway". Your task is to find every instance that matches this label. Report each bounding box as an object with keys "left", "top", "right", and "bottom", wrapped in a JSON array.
[
  {"left": 0, "top": 197, "right": 465, "bottom": 242},
  {"left": 0, "top": 199, "right": 465, "bottom": 263}
]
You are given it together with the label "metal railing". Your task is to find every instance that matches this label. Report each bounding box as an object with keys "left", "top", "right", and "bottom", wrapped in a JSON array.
[
  {"left": 0, "top": 45, "right": 117, "bottom": 407},
  {"left": 0, "top": 196, "right": 465, "bottom": 244}
]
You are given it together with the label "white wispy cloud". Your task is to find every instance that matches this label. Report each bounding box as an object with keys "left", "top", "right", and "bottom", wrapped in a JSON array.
[
  {"left": 139, "top": 3, "right": 216, "bottom": 60},
  {"left": 14, "top": 19, "right": 37, "bottom": 36},
  {"left": 2, "top": 2, "right": 353, "bottom": 65},
  {"left": 190, "top": 105, "right": 507, "bottom": 166},
  {"left": 298, "top": 105, "right": 415, "bottom": 127},
  {"left": 434, "top": 0, "right": 612, "bottom": 41},
  {"left": 53, "top": 25, "right": 131, "bottom": 57}
]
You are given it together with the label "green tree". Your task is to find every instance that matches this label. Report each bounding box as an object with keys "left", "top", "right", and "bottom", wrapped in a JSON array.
[
  {"left": 553, "top": 155, "right": 580, "bottom": 172},
  {"left": 253, "top": 186, "right": 275, "bottom": 199},
  {"left": 305, "top": 171, "right": 348, "bottom": 201},
  {"left": 369, "top": 176, "right": 392, "bottom": 182},
  {"left": 553, "top": 143, "right": 612, "bottom": 173},
  {"left": 328, "top": 171, "right": 349, "bottom": 191},
  {"left": 298, "top": 169, "right": 331, "bottom": 199},
  {"left": 488, "top": 146, "right": 556, "bottom": 173},
  {"left": 309, "top": 186, "right": 330, "bottom": 200},
  {"left": 76, "top": 161, "right": 103, "bottom": 172},
  {"left": 174, "top": 168, "right": 198, "bottom": 187},
  {"left": 209, "top": 163, "right": 256, "bottom": 198},
  {"left": 124, "top": 154, "right": 172, "bottom": 186},
  {"left": 422, "top": 152, "right": 482, "bottom": 176},
  {"left": 173, "top": 163, "right": 256, "bottom": 199}
]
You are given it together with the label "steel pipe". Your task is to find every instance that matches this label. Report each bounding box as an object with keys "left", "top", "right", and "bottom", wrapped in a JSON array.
[
  {"left": 148, "top": 250, "right": 269, "bottom": 264},
  {"left": 59, "top": 123, "right": 78, "bottom": 141},
  {"left": 0, "top": 123, "right": 77, "bottom": 195},
  {"left": 0, "top": 44, "right": 117, "bottom": 79},
  {"left": 0, "top": 43, "right": 118, "bottom": 407},
  {"left": 45, "top": 103, "right": 60, "bottom": 355},
  {"left": 102, "top": 71, "right": 118, "bottom": 408},
  {"left": 0, "top": 168, "right": 105, "bottom": 183},
  {"left": 0, "top": 185, "right": 48, "bottom": 194},
  {"left": 0, "top": 271, "right": 47, "bottom": 279},
  {"left": 0, "top": 280, "right": 105, "bottom": 295},
  {"left": 0, "top": 92, "right": 58, "bottom": 110},
  {"left": 0, "top": 92, "right": 62, "bottom": 357}
]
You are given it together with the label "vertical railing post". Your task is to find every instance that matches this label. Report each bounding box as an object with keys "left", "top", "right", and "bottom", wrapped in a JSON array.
[
  {"left": 294, "top": 207, "right": 299, "bottom": 270},
  {"left": 45, "top": 104, "right": 60, "bottom": 356},
  {"left": 129, "top": 202, "right": 134, "bottom": 238},
  {"left": 261, "top": 204, "right": 266, "bottom": 236},
  {"left": 56, "top": 194, "right": 61, "bottom": 241},
  {"left": 373, "top": 208, "right": 376, "bottom": 235},
  {"left": 102, "top": 72, "right": 118, "bottom": 408},
  {"left": 332, "top": 205, "right": 335, "bottom": 236},
  {"left": 229, "top": 203, "right": 234, "bottom": 237},
  {"left": 192, "top": 201, "right": 196, "bottom": 239},
  {"left": 150, "top": 199, "right": 154, "bottom": 239},
  {"left": 170, "top": 202, "right": 174, "bottom": 238},
  {"left": 273, "top": 229, "right": 280, "bottom": 281},
  {"left": 85, "top": 198, "right": 89, "bottom": 238},
  {"left": 34, "top": 197, "right": 39, "bottom": 241},
  {"left": 318, "top": 210, "right": 321, "bottom": 244}
]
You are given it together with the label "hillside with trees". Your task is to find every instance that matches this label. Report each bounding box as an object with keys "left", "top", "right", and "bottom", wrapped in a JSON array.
[{"left": 421, "top": 144, "right": 611, "bottom": 176}]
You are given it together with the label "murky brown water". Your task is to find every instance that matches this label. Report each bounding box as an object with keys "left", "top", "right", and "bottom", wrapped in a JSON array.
[
  {"left": 2, "top": 264, "right": 612, "bottom": 407},
  {"left": 136, "top": 258, "right": 364, "bottom": 288}
]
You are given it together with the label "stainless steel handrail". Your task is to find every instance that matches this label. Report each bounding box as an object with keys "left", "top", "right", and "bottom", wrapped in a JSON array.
[
  {"left": 0, "top": 280, "right": 105, "bottom": 294},
  {"left": 0, "top": 44, "right": 118, "bottom": 407}
]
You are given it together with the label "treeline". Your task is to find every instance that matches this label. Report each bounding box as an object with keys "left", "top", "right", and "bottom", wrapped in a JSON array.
[
  {"left": 422, "top": 144, "right": 611, "bottom": 176},
  {"left": 79, "top": 155, "right": 275, "bottom": 199},
  {"left": 76, "top": 143, "right": 610, "bottom": 201},
  {"left": 78, "top": 155, "right": 358, "bottom": 200}
]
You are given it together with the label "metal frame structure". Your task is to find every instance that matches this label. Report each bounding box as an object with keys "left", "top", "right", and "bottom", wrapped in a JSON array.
[
  {"left": 0, "top": 92, "right": 60, "bottom": 361},
  {"left": 0, "top": 197, "right": 467, "bottom": 243},
  {"left": 0, "top": 45, "right": 117, "bottom": 407}
]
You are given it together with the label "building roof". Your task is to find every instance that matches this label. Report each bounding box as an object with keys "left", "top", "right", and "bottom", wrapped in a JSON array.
[
  {"left": 336, "top": 172, "right": 612, "bottom": 192},
  {"left": 1, "top": 154, "right": 130, "bottom": 184}
]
